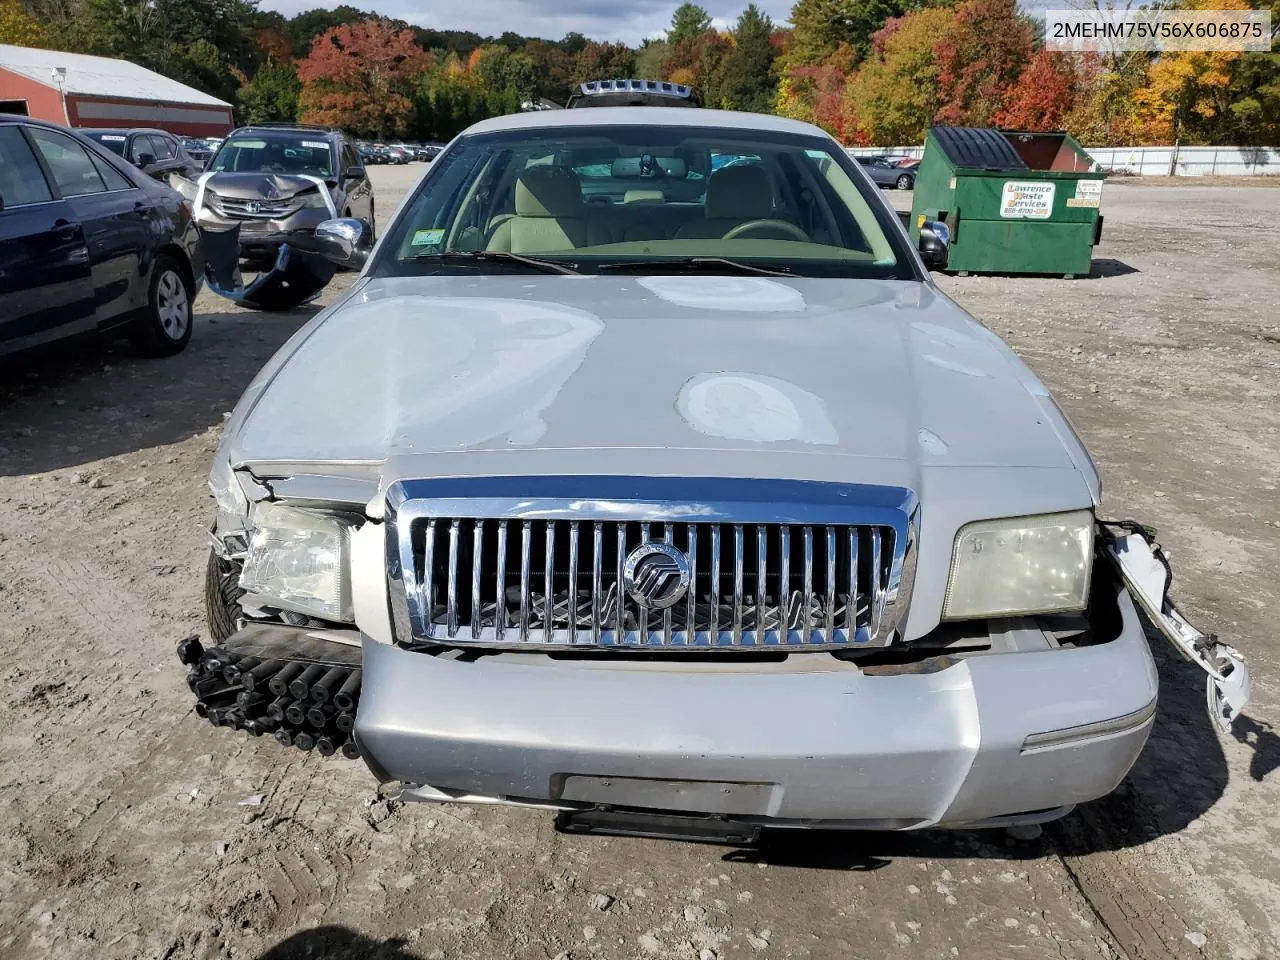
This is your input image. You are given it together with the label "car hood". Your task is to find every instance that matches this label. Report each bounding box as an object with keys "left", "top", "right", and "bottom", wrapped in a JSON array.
[
  {"left": 224, "top": 274, "right": 1093, "bottom": 493},
  {"left": 200, "top": 172, "right": 330, "bottom": 200}
]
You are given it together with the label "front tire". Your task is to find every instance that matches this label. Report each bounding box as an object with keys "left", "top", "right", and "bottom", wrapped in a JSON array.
[
  {"left": 896, "top": 174, "right": 913, "bottom": 190},
  {"left": 205, "top": 548, "right": 244, "bottom": 643},
  {"left": 132, "top": 255, "right": 193, "bottom": 356}
]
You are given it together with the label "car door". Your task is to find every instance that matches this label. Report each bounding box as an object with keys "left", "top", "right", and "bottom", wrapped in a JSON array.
[
  {"left": 339, "top": 141, "right": 373, "bottom": 222},
  {"left": 28, "top": 125, "right": 151, "bottom": 327},
  {"left": 0, "top": 124, "right": 96, "bottom": 353}
]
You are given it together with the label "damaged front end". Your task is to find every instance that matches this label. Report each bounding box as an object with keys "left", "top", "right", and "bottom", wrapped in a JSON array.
[
  {"left": 170, "top": 172, "right": 339, "bottom": 311},
  {"left": 1098, "top": 521, "right": 1251, "bottom": 733}
]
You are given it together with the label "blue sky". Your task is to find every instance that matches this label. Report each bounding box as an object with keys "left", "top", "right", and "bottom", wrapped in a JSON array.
[{"left": 261, "top": 0, "right": 799, "bottom": 46}]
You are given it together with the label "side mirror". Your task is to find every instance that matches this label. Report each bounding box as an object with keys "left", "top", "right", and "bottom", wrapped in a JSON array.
[
  {"left": 918, "top": 219, "right": 950, "bottom": 271},
  {"left": 135, "top": 152, "right": 156, "bottom": 168},
  {"left": 314, "top": 217, "right": 373, "bottom": 269},
  {"left": 344, "top": 166, "right": 365, "bottom": 180}
]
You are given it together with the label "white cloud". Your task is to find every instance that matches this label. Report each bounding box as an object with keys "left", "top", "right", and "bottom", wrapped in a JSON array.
[{"left": 261, "top": 0, "right": 795, "bottom": 46}]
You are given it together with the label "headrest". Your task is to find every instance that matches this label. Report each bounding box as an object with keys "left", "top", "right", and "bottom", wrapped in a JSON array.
[
  {"left": 515, "top": 167, "right": 583, "bottom": 217},
  {"left": 706, "top": 165, "right": 773, "bottom": 220}
]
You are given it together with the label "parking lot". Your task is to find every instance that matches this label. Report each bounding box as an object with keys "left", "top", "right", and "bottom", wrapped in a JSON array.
[{"left": 1, "top": 164, "right": 1277, "bottom": 960}]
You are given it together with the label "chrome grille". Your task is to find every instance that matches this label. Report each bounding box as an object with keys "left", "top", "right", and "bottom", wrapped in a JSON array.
[
  {"left": 386, "top": 477, "right": 917, "bottom": 651},
  {"left": 206, "top": 193, "right": 301, "bottom": 219}
]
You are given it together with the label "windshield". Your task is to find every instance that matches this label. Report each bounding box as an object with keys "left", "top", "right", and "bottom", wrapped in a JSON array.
[
  {"left": 84, "top": 132, "right": 127, "bottom": 157},
  {"left": 373, "top": 125, "right": 915, "bottom": 279},
  {"left": 208, "top": 135, "right": 334, "bottom": 178}
]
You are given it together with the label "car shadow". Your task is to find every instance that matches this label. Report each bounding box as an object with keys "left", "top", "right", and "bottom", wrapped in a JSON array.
[
  {"left": 715, "top": 622, "right": 1253, "bottom": 869},
  {"left": 254, "top": 926, "right": 419, "bottom": 959},
  {"left": 0, "top": 305, "right": 317, "bottom": 477}
]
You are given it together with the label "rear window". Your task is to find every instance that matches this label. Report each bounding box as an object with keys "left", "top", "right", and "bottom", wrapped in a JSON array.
[{"left": 84, "top": 131, "right": 127, "bottom": 157}]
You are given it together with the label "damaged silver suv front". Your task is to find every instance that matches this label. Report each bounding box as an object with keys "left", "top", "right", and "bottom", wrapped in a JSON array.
[{"left": 170, "top": 124, "right": 374, "bottom": 310}]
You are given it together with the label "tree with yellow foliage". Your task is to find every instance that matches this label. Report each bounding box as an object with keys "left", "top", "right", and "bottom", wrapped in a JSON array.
[
  {"left": 1132, "top": 0, "right": 1252, "bottom": 143},
  {"left": 0, "top": 0, "right": 49, "bottom": 47}
]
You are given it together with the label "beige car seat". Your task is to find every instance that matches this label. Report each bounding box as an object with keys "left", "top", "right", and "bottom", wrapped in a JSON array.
[
  {"left": 487, "top": 167, "right": 607, "bottom": 253},
  {"left": 674, "top": 165, "right": 774, "bottom": 239}
]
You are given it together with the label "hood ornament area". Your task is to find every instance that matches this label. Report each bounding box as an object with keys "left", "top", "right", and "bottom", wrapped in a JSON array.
[{"left": 623, "top": 542, "right": 692, "bottom": 609}]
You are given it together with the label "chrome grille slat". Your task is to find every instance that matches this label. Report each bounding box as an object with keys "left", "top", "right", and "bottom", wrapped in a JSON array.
[
  {"left": 422, "top": 518, "right": 437, "bottom": 639},
  {"left": 495, "top": 520, "right": 507, "bottom": 641},
  {"left": 519, "top": 520, "right": 532, "bottom": 641},
  {"left": 709, "top": 525, "right": 721, "bottom": 640},
  {"left": 825, "top": 525, "right": 837, "bottom": 637},
  {"left": 385, "top": 479, "right": 916, "bottom": 651},
  {"left": 568, "top": 521, "right": 580, "bottom": 645},
  {"left": 732, "top": 524, "right": 744, "bottom": 645},
  {"left": 591, "top": 522, "right": 602, "bottom": 643},
  {"left": 801, "top": 527, "right": 813, "bottom": 644},
  {"left": 446, "top": 519, "right": 460, "bottom": 638},
  {"left": 544, "top": 521, "right": 555, "bottom": 642}
]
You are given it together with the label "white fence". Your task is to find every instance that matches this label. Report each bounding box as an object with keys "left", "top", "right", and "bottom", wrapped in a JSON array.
[{"left": 847, "top": 144, "right": 1280, "bottom": 177}]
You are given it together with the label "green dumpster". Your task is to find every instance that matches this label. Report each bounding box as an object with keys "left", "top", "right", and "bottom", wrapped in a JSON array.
[{"left": 909, "top": 127, "right": 1105, "bottom": 277}]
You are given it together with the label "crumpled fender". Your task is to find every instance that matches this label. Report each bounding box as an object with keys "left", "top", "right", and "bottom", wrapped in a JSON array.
[
  {"left": 174, "top": 171, "right": 338, "bottom": 311},
  {"left": 1099, "top": 520, "right": 1251, "bottom": 733}
]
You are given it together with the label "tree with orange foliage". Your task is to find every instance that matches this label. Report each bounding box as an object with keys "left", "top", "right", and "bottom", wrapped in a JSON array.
[
  {"left": 994, "top": 50, "right": 1081, "bottom": 131},
  {"left": 297, "top": 19, "right": 428, "bottom": 139},
  {"left": 933, "top": 0, "right": 1032, "bottom": 127}
]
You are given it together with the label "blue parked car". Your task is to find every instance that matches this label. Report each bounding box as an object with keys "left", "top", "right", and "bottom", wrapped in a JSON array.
[{"left": 0, "top": 115, "right": 203, "bottom": 357}]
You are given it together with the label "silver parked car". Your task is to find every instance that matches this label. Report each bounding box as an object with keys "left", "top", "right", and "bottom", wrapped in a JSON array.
[
  {"left": 188, "top": 107, "right": 1249, "bottom": 841},
  {"left": 856, "top": 154, "right": 916, "bottom": 190}
]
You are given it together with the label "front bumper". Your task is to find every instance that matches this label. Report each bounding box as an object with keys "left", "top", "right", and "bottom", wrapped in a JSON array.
[{"left": 354, "top": 576, "right": 1158, "bottom": 828}]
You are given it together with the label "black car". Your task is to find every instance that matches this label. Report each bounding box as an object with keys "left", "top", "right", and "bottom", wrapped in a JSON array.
[
  {"left": 81, "top": 127, "right": 205, "bottom": 183},
  {"left": 0, "top": 115, "right": 203, "bottom": 357}
]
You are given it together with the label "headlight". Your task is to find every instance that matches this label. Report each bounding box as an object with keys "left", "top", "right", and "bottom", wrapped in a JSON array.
[
  {"left": 943, "top": 510, "right": 1094, "bottom": 620},
  {"left": 297, "top": 189, "right": 328, "bottom": 208},
  {"left": 239, "top": 502, "right": 354, "bottom": 622}
]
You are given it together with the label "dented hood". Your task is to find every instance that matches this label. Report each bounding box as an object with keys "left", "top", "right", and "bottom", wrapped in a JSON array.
[
  {"left": 224, "top": 274, "right": 1094, "bottom": 496},
  {"left": 201, "top": 172, "right": 330, "bottom": 200}
]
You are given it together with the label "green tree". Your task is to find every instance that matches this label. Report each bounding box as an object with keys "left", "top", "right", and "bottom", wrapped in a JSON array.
[
  {"left": 720, "top": 4, "right": 777, "bottom": 111},
  {"left": 635, "top": 38, "right": 669, "bottom": 79},
  {"left": 571, "top": 41, "right": 636, "bottom": 83},
  {"left": 667, "top": 2, "right": 711, "bottom": 47},
  {"left": 1225, "top": 52, "right": 1280, "bottom": 145},
  {"left": 786, "top": 0, "right": 918, "bottom": 65},
  {"left": 238, "top": 59, "right": 300, "bottom": 123},
  {"left": 287, "top": 4, "right": 367, "bottom": 59}
]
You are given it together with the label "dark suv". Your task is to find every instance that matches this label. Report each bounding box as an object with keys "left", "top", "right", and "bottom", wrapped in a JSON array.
[
  {"left": 81, "top": 128, "right": 204, "bottom": 183},
  {"left": 180, "top": 123, "right": 374, "bottom": 309}
]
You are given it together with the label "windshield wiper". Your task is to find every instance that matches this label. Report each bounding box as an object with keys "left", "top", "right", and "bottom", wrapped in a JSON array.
[
  {"left": 409, "top": 250, "right": 581, "bottom": 275},
  {"left": 597, "top": 257, "right": 793, "bottom": 278}
]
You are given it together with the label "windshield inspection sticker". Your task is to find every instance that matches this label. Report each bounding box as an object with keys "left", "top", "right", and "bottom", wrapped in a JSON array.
[
  {"left": 301, "top": 140, "right": 329, "bottom": 150},
  {"left": 1000, "top": 181, "right": 1055, "bottom": 219},
  {"left": 411, "top": 228, "right": 445, "bottom": 247},
  {"left": 1067, "top": 179, "right": 1103, "bottom": 208},
  {"left": 100, "top": 135, "right": 126, "bottom": 142}
]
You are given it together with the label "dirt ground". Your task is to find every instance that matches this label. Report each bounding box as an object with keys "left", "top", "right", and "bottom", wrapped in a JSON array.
[{"left": 0, "top": 166, "right": 1276, "bottom": 960}]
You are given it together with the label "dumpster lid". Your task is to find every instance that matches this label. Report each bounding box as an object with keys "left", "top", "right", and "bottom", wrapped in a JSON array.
[{"left": 931, "top": 126, "right": 1028, "bottom": 171}]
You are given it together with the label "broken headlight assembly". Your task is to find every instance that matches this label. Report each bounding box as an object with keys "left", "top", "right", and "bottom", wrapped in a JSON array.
[
  {"left": 239, "top": 501, "right": 355, "bottom": 623},
  {"left": 943, "top": 509, "right": 1094, "bottom": 619}
]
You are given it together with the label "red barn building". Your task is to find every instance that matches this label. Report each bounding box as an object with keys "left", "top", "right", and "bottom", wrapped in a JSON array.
[{"left": 0, "top": 44, "right": 232, "bottom": 137}]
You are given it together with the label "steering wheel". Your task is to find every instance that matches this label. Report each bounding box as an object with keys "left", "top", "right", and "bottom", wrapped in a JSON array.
[{"left": 722, "top": 219, "right": 810, "bottom": 242}]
